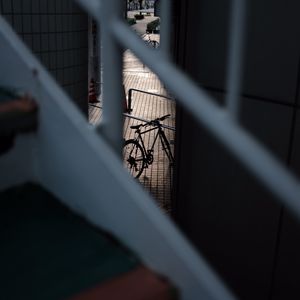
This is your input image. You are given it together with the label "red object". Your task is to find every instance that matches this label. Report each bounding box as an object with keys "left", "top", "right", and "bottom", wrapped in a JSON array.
[
  {"left": 68, "top": 266, "right": 176, "bottom": 300},
  {"left": 88, "top": 79, "right": 99, "bottom": 103}
]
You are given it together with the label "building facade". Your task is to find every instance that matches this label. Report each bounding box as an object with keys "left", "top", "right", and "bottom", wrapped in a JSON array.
[{"left": 0, "top": 0, "right": 88, "bottom": 115}]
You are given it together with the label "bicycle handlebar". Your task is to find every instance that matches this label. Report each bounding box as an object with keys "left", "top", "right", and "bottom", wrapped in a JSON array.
[
  {"left": 130, "top": 114, "right": 171, "bottom": 130},
  {"left": 148, "top": 114, "right": 170, "bottom": 126},
  {"left": 157, "top": 114, "right": 171, "bottom": 121}
]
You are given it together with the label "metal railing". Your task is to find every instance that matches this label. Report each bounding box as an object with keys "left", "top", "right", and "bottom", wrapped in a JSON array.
[
  {"left": 74, "top": 0, "right": 300, "bottom": 298},
  {"left": 76, "top": 0, "right": 300, "bottom": 221},
  {"left": 0, "top": 5, "right": 234, "bottom": 300},
  {"left": 127, "top": 88, "right": 173, "bottom": 113}
]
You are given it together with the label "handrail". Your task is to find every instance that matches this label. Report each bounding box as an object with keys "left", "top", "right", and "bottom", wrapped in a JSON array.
[{"left": 127, "top": 88, "right": 173, "bottom": 113}]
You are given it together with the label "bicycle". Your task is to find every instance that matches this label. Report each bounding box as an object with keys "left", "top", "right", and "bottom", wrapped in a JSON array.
[
  {"left": 123, "top": 114, "right": 174, "bottom": 178},
  {"left": 144, "top": 34, "right": 160, "bottom": 49}
]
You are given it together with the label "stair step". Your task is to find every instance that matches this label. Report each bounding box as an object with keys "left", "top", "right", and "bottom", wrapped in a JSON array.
[
  {"left": 0, "top": 183, "right": 177, "bottom": 299},
  {"left": 70, "top": 266, "right": 177, "bottom": 300}
]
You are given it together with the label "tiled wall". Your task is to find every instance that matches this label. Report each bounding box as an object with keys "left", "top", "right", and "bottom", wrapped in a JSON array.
[{"left": 0, "top": 0, "right": 88, "bottom": 115}]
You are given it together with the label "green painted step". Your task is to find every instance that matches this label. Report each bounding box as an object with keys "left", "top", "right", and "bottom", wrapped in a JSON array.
[{"left": 0, "top": 183, "right": 139, "bottom": 300}]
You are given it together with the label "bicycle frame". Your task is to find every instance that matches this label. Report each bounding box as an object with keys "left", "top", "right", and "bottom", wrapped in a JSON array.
[
  {"left": 133, "top": 123, "right": 174, "bottom": 167},
  {"left": 144, "top": 34, "right": 159, "bottom": 49}
]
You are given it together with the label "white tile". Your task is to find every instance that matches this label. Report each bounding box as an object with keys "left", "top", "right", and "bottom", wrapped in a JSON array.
[
  {"left": 55, "top": 0, "right": 62, "bottom": 13},
  {"left": 13, "top": 0, "right": 22, "bottom": 13},
  {"left": 31, "top": 0, "right": 39, "bottom": 14},
  {"left": 49, "top": 15, "right": 56, "bottom": 32},
  {"left": 22, "top": 15, "right": 31, "bottom": 33},
  {"left": 32, "top": 35, "right": 41, "bottom": 51},
  {"left": 55, "top": 15, "right": 63, "bottom": 31},
  {"left": 3, "top": 15, "right": 13, "bottom": 25},
  {"left": 56, "top": 52, "right": 64, "bottom": 67},
  {"left": 13, "top": 15, "right": 23, "bottom": 33},
  {"left": 48, "top": 0, "right": 55, "bottom": 13},
  {"left": 3, "top": 0, "right": 12, "bottom": 13},
  {"left": 22, "top": 0, "right": 32, "bottom": 14},
  {"left": 41, "top": 53, "right": 50, "bottom": 67},
  {"left": 24, "top": 35, "right": 33, "bottom": 49},
  {"left": 40, "top": 0, "right": 47, "bottom": 13},
  {"left": 31, "top": 15, "right": 40, "bottom": 33},
  {"left": 40, "top": 15, "right": 49, "bottom": 32},
  {"left": 41, "top": 34, "right": 49, "bottom": 51},
  {"left": 49, "top": 33, "right": 56, "bottom": 51},
  {"left": 56, "top": 33, "right": 63, "bottom": 50},
  {"left": 49, "top": 53, "right": 57, "bottom": 69},
  {"left": 62, "top": 33, "right": 69, "bottom": 50}
]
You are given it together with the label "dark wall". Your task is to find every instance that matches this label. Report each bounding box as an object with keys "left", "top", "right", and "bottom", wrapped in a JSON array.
[
  {"left": 173, "top": 0, "right": 300, "bottom": 299},
  {"left": 0, "top": 0, "right": 88, "bottom": 115}
]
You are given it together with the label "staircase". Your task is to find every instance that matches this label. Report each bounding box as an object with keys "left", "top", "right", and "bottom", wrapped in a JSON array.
[
  {"left": 0, "top": 4, "right": 235, "bottom": 300},
  {"left": 0, "top": 183, "right": 175, "bottom": 299},
  {"left": 3, "top": 0, "right": 300, "bottom": 298}
]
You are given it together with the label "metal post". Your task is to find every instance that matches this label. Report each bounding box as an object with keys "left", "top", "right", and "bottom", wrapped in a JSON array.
[
  {"left": 160, "top": 0, "right": 171, "bottom": 59},
  {"left": 128, "top": 88, "right": 133, "bottom": 113},
  {"left": 225, "top": 0, "right": 247, "bottom": 121},
  {"left": 98, "top": 0, "right": 123, "bottom": 156}
]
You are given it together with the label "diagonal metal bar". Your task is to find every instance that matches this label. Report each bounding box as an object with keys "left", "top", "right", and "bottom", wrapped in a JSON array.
[
  {"left": 225, "top": 0, "right": 247, "bottom": 120},
  {"left": 111, "top": 20, "right": 300, "bottom": 220}
]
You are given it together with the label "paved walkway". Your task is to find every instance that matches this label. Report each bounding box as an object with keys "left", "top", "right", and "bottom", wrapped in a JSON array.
[
  {"left": 89, "top": 39, "right": 175, "bottom": 213},
  {"left": 128, "top": 10, "right": 157, "bottom": 35}
]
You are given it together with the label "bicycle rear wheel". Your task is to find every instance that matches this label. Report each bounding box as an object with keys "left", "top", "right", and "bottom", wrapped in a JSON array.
[{"left": 123, "top": 139, "right": 145, "bottom": 178}]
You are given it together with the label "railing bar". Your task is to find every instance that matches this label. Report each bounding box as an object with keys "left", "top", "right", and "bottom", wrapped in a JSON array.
[
  {"left": 128, "top": 88, "right": 173, "bottom": 113},
  {"left": 98, "top": 1, "right": 123, "bottom": 155},
  {"left": 160, "top": 0, "right": 171, "bottom": 58},
  {"left": 225, "top": 0, "right": 247, "bottom": 120},
  {"left": 111, "top": 20, "right": 300, "bottom": 220},
  {"left": 129, "top": 88, "right": 173, "bottom": 100}
]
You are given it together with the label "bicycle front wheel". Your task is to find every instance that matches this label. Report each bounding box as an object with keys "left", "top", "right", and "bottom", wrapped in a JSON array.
[{"left": 123, "top": 139, "right": 145, "bottom": 178}]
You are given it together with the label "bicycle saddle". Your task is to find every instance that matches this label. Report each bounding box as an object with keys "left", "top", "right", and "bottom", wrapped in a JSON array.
[{"left": 130, "top": 124, "right": 143, "bottom": 130}]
